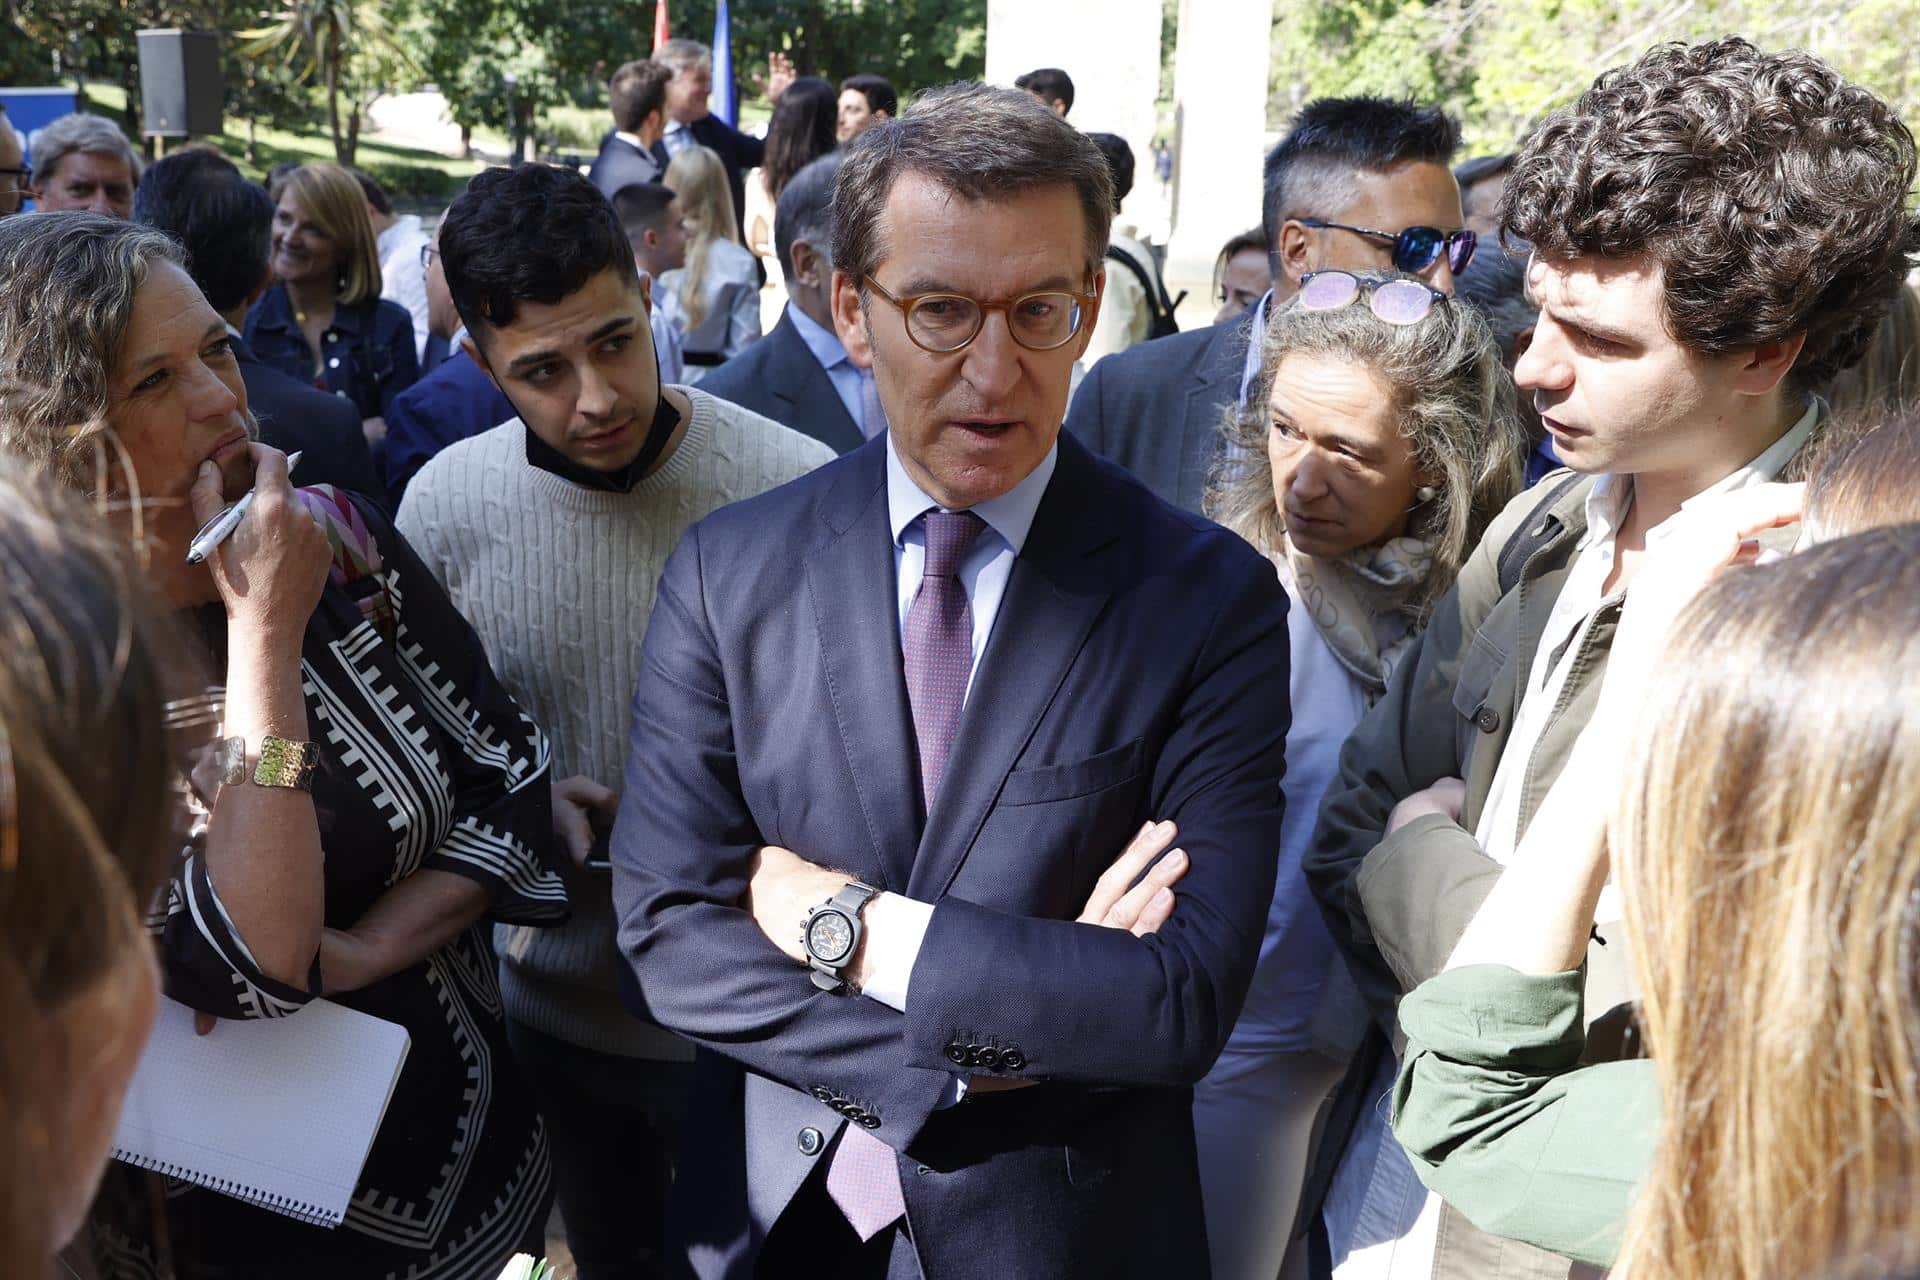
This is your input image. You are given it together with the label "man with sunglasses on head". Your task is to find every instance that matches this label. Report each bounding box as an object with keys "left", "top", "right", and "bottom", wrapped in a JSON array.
[
  {"left": 1303, "top": 38, "right": 1919, "bottom": 1280},
  {"left": 1068, "top": 96, "right": 1468, "bottom": 515},
  {"left": 612, "top": 83, "right": 1292, "bottom": 1279}
]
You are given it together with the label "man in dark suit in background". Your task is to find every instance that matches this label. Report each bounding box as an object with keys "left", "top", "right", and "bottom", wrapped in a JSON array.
[
  {"left": 1066, "top": 96, "right": 1469, "bottom": 514},
  {"left": 613, "top": 84, "right": 1291, "bottom": 1279},
  {"left": 589, "top": 60, "right": 673, "bottom": 202},
  {"left": 700, "top": 153, "right": 865, "bottom": 454},
  {"left": 655, "top": 37, "right": 792, "bottom": 229},
  {"left": 132, "top": 147, "right": 388, "bottom": 506}
]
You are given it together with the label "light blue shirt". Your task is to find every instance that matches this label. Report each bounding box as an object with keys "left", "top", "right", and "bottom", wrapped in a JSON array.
[
  {"left": 885, "top": 432, "right": 1058, "bottom": 702},
  {"left": 786, "top": 303, "right": 865, "bottom": 429}
]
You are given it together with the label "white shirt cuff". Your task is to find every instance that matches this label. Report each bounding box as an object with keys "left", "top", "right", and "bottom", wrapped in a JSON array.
[{"left": 856, "top": 892, "right": 935, "bottom": 1012}]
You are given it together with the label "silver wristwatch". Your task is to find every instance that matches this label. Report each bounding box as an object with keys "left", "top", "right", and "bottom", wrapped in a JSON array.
[{"left": 802, "top": 881, "right": 879, "bottom": 992}]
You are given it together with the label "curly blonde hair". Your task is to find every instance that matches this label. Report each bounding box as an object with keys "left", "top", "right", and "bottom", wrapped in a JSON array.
[
  {"left": 1205, "top": 283, "right": 1526, "bottom": 620},
  {"left": 0, "top": 214, "right": 187, "bottom": 491}
]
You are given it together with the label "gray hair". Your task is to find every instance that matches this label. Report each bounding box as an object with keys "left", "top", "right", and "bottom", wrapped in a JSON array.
[
  {"left": 27, "top": 113, "right": 142, "bottom": 189},
  {"left": 0, "top": 213, "right": 184, "bottom": 489},
  {"left": 832, "top": 82, "right": 1113, "bottom": 289},
  {"left": 1206, "top": 280, "right": 1527, "bottom": 620},
  {"left": 775, "top": 152, "right": 842, "bottom": 283},
  {"left": 1453, "top": 242, "right": 1536, "bottom": 358},
  {"left": 656, "top": 38, "right": 711, "bottom": 75}
]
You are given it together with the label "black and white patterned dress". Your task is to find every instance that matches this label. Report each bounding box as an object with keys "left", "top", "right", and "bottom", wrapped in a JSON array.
[{"left": 92, "top": 492, "right": 567, "bottom": 1280}]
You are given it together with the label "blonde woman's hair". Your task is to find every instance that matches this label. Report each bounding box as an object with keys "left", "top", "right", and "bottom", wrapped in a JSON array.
[
  {"left": 1805, "top": 407, "right": 1920, "bottom": 541},
  {"left": 1613, "top": 523, "right": 1920, "bottom": 1280},
  {"left": 1205, "top": 282, "right": 1527, "bottom": 620},
  {"left": 1824, "top": 284, "right": 1920, "bottom": 420},
  {"left": 0, "top": 458, "right": 187, "bottom": 1271},
  {"left": 270, "top": 162, "right": 383, "bottom": 306},
  {"left": 664, "top": 145, "right": 740, "bottom": 331}
]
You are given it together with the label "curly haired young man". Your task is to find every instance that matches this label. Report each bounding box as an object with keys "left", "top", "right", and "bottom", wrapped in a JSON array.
[{"left": 1301, "top": 36, "right": 1920, "bottom": 1280}]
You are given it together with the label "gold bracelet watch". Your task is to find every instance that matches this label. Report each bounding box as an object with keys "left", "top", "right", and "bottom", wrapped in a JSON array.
[{"left": 215, "top": 735, "right": 320, "bottom": 791}]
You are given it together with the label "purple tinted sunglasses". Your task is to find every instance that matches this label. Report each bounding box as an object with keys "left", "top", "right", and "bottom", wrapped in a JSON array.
[{"left": 1298, "top": 270, "right": 1448, "bottom": 324}]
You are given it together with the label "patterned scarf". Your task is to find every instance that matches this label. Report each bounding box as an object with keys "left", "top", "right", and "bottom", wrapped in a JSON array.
[{"left": 1280, "top": 533, "right": 1435, "bottom": 703}]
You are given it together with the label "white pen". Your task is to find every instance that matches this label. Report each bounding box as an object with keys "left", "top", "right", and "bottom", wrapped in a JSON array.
[{"left": 185, "top": 450, "right": 303, "bottom": 565}]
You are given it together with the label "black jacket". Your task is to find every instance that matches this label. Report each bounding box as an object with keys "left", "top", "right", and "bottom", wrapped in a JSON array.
[
  {"left": 696, "top": 308, "right": 864, "bottom": 455},
  {"left": 232, "top": 333, "right": 390, "bottom": 510}
]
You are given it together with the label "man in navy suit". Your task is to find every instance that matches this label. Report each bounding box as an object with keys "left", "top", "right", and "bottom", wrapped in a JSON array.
[
  {"left": 589, "top": 60, "right": 672, "bottom": 201},
  {"left": 384, "top": 225, "right": 513, "bottom": 498},
  {"left": 655, "top": 37, "right": 781, "bottom": 229},
  {"left": 1067, "top": 97, "right": 1468, "bottom": 515},
  {"left": 700, "top": 153, "right": 865, "bottom": 454},
  {"left": 613, "top": 85, "right": 1291, "bottom": 1279}
]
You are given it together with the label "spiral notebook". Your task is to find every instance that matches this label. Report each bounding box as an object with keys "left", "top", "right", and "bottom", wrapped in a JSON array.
[{"left": 111, "top": 996, "right": 411, "bottom": 1228}]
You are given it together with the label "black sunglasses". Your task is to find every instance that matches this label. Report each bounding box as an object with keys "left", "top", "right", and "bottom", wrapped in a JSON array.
[{"left": 1298, "top": 218, "right": 1477, "bottom": 276}]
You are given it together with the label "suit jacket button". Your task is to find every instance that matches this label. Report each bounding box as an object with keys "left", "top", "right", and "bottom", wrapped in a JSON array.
[
  {"left": 1474, "top": 705, "right": 1500, "bottom": 733},
  {"left": 858, "top": 1113, "right": 882, "bottom": 1129},
  {"left": 811, "top": 1085, "right": 834, "bottom": 1103},
  {"left": 944, "top": 1043, "right": 969, "bottom": 1065},
  {"left": 1000, "top": 1047, "right": 1027, "bottom": 1071},
  {"left": 975, "top": 1046, "right": 1002, "bottom": 1070},
  {"left": 798, "top": 1127, "right": 824, "bottom": 1156}
]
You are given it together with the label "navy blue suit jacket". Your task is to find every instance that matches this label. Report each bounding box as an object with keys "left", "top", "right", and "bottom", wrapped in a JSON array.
[
  {"left": 383, "top": 349, "right": 517, "bottom": 501},
  {"left": 611, "top": 431, "right": 1290, "bottom": 1278},
  {"left": 697, "top": 308, "right": 864, "bottom": 455},
  {"left": 1065, "top": 311, "right": 1254, "bottom": 516},
  {"left": 588, "top": 133, "right": 666, "bottom": 201}
]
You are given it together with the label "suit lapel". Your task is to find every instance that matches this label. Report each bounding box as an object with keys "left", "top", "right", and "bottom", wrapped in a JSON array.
[
  {"left": 907, "top": 438, "right": 1120, "bottom": 901},
  {"left": 770, "top": 317, "right": 864, "bottom": 453},
  {"left": 1178, "top": 313, "right": 1253, "bottom": 508},
  {"left": 804, "top": 443, "right": 921, "bottom": 890}
]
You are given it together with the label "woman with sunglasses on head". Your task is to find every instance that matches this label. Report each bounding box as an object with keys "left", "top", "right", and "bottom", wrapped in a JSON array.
[{"left": 1197, "top": 270, "right": 1525, "bottom": 1280}]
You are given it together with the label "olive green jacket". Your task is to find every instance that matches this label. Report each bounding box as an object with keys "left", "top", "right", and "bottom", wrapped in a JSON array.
[
  {"left": 1391, "top": 965, "right": 1659, "bottom": 1270},
  {"left": 1304, "top": 469, "right": 1610, "bottom": 1034}
]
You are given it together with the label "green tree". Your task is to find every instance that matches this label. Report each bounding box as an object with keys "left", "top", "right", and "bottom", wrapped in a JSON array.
[{"left": 242, "top": 0, "right": 418, "bottom": 164}]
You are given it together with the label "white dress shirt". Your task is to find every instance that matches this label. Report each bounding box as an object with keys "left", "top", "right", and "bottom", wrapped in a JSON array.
[
  {"left": 856, "top": 434, "right": 1060, "bottom": 1013},
  {"left": 376, "top": 214, "right": 433, "bottom": 364}
]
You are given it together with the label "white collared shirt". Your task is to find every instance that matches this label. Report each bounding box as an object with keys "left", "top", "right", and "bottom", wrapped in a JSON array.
[{"left": 1474, "top": 399, "right": 1819, "bottom": 868}]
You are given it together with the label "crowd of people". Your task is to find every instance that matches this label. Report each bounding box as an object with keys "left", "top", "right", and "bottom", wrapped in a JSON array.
[{"left": 3, "top": 27, "right": 1920, "bottom": 1280}]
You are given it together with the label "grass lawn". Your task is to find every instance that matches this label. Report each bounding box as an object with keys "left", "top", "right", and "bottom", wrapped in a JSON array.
[{"left": 81, "top": 81, "right": 486, "bottom": 206}]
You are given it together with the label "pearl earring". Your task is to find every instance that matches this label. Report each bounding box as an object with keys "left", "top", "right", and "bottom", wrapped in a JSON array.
[{"left": 1416, "top": 485, "right": 1439, "bottom": 503}]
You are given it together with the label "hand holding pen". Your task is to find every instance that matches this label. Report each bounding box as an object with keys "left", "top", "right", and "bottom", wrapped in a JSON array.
[
  {"left": 186, "top": 444, "right": 334, "bottom": 640},
  {"left": 187, "top": 450, "right": 303, "bottom": 564}
]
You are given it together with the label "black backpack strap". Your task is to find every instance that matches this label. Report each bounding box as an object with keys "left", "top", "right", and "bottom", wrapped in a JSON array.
[
  {"left": 1495, "top": 472, "right": 1587, "bottom": 597},
  {"left": 1104, "top": 243, "right": 1179, "bottom": 337}
]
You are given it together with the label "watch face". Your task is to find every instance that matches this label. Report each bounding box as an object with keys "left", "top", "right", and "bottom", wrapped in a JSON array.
[{"left": 807, "top": 910, "right": 855, "bottom": 964}]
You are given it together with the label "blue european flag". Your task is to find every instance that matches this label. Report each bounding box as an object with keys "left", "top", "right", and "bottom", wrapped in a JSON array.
[{"left": 712, "top": 0, "right": 738, "bottom": 127}]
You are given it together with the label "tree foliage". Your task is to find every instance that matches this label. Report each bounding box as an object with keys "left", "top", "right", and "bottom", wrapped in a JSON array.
[{"left": 1269, "top": 0, "right": 1920, "bottom": 156}]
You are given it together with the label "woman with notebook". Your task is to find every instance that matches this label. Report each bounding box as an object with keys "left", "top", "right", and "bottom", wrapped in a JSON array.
[
  {"left": 0, "top": 462, "right": 186, "bottom": 1278},
  {"left": 0, "top": 214, "right": 567, "bottom": 1278}
]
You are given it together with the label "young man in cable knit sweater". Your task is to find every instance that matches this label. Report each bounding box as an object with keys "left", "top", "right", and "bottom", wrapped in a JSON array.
[{"left": 397, "top": 163, "right": 833, "bottom": 1280}]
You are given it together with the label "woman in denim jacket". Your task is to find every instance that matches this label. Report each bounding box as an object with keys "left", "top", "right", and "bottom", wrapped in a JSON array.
[{"left": 245, "top": 162, "right": 419, "bottom": 446}]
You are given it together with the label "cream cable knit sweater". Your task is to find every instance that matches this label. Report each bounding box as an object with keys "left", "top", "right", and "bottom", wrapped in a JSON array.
[{"left": 398, "top": 387, "right": 835, "bottom": 1057}]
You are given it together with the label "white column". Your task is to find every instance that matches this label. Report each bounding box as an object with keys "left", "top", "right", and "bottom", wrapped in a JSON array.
[
  {"left": 984, "top": 0, "right": 1164, "bottom": 238},
  {"left": 1165, "top": 0, "right": 1274, "bottom": 287}
]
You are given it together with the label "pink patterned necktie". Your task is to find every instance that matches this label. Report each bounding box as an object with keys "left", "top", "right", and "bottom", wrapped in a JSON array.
[{"left": 824, "top": 508, "right": 987, "bottom": 1243}]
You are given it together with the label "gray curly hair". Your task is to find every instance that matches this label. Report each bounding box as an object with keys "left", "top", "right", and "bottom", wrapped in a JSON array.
[
  {"left": 1206, "top": 280, "right": 1527, "bottom": 620},
  {"left": 0, "top": 213, "right": 187, "bottom": 491}
]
